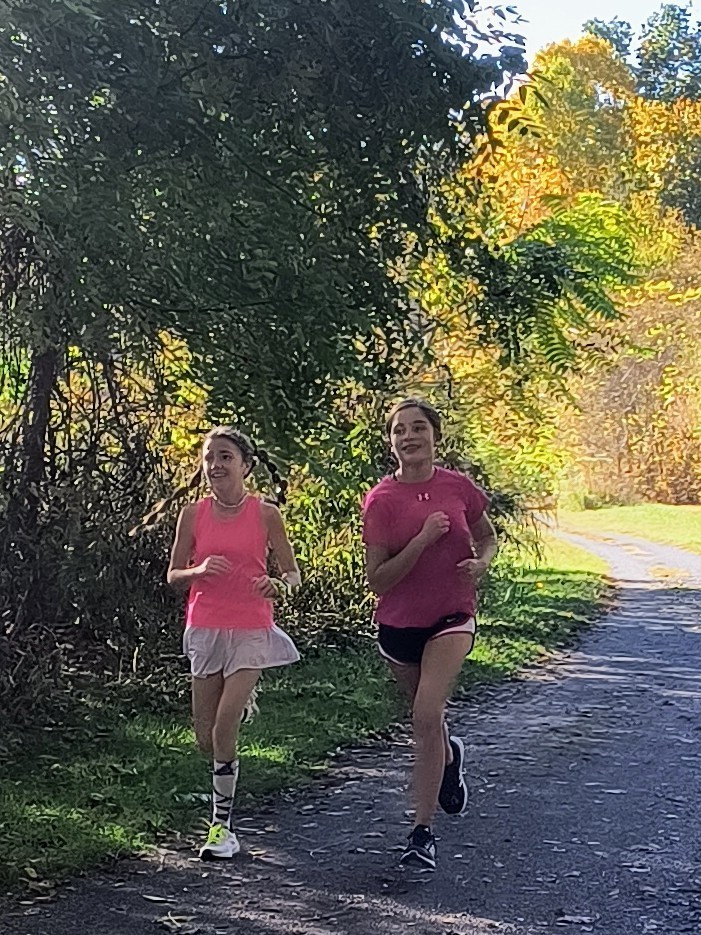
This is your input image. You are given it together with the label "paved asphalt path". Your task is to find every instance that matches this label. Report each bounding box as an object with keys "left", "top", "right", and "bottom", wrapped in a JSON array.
[{"left": 5, "top": 530, "right": 701, "bottom": 935}]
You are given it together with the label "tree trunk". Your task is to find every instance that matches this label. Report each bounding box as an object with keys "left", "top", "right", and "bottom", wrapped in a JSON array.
[{"left": 21, "top": 345, "right": 57, "bottom": 496}]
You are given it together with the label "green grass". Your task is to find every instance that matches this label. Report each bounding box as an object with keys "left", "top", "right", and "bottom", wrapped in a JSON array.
[
  {"left": 0, "top": 541, "right": 609, "bottom": 892},
  {"left": 560, "top": 503, "right": 701, "bottom": 554},
  {"left": 541, "top": 535, "right": 611, "bottom": 576}
]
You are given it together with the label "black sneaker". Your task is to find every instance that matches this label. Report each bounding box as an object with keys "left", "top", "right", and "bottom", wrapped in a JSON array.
[
  {"left": 438, "top": 736, "right": 468, "bottom": 815},
  {"left": 399, "top": 825, "right": 437, "bottom": 870}
]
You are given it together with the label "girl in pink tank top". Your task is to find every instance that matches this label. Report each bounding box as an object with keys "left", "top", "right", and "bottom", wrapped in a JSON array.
[
  {"left": 166, "top": 426, "right": 300, "bottom": 861},
  {"left": 186, "top": 495, "right": 275, "bottom": 631}
]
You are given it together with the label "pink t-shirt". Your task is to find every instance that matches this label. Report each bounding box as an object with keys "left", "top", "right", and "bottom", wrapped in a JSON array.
[{"left": 361, "top": 467, "right": 490, "bottom": 629}]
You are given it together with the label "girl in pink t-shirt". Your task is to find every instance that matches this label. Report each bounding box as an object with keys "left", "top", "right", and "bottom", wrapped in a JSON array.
[
  {"left": 362, "top": 398, "right": 498, "bottom": 871},
  {"left": 164, "top": 427, "right": 300, "bottom": 860}
]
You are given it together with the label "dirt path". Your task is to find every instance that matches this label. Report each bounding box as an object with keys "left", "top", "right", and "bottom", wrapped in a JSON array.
[{"left": 6, "top": 532, "right": 701, "bottom": 935}]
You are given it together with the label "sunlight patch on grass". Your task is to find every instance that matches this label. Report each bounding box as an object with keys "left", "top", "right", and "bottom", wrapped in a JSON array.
[
  {"left": 540, "top": 534, "right": 611, "bottom": 575},
  {"left": 240, "top": 742, "right": 295, "bottom": 764},
  {"left": 560, "top": 504, "right": 701, "bottom": 554}
]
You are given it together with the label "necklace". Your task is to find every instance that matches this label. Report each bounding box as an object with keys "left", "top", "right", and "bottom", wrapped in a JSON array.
[{"left": 211, "top": 491, "right": 248, "bottom": 510}]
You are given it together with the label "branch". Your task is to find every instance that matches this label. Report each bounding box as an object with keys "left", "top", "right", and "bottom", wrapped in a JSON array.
[{"left": 128, "top": 298, "right": 274, "bottom": 315}]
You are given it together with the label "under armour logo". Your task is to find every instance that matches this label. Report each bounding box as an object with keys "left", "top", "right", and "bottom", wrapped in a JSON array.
[{"left": 417, "top": 493, "right": 431, "bottom": 501}]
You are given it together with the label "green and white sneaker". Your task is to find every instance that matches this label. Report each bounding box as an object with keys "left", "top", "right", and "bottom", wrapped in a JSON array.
[{"left": 199, "top": 823, "right": 241, "bottom": 861}]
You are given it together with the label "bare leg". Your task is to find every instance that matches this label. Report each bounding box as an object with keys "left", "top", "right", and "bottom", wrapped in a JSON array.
[
  {"left": 412, "top": 633, "right": 473, "bottom": 828},
  {"left": 387, "top": 659, "right": 420, "bottom": 703},
  {"left": 192, "top": 673, "right": 224, "bottom": 754},
  {"left": 387, "top": 659, "right": 452, "bottom": 764},
  {"left": 196, "top": 668, "right": 262, "bottom": 834},
  {"left": 213, "top": 668, "right": 262, "bottom": 763}
]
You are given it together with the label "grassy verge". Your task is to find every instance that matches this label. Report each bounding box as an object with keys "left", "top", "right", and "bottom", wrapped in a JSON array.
[
  {"left": 0, "top": 539, "right": 609, "bottom": 893},
  {"left": 560, "top": 503, "right": 701, "bottom": 554},
  {"left": 465, "top": 537, "right": 610, "bottom": 685}
]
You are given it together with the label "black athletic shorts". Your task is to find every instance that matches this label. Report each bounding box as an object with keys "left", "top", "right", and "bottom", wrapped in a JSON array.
[{"left": 377, "top": 613, "right": 477, "bottom": 666}]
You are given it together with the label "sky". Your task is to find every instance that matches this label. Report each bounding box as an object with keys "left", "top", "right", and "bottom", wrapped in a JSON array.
[{"left": 513, "top": 0, "right": 701, "bottom": 63}]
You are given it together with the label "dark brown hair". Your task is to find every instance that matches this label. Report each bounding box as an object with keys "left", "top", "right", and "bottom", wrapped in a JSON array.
[
  {"left": 384, "top": 397, "right": 442, "bottom": 441},
  {"left": 130, "top": 426, "right": 287, "bottom": 536}
]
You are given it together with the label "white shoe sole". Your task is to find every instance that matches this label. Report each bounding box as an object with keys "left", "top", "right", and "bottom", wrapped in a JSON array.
[
  {"left": 199, "top": 835, "right": 241, "bottom": 861},
  {"left": 399, "top": 849, "right": 437, "bottom": 871},
  {"left": 452, "top": 736, "right": 468, "bottom": 814},
  {"left": 199, "top": 845, "right": 241, "bottom": 861}
]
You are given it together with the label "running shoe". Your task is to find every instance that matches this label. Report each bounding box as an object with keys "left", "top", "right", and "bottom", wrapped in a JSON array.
[
  {"left": 399, "top": 825, "right": 437, "bottom": 870},
  {"left": 199, "top": 823, "right": 241, "bottom": 860},
  {"left": 438, "top": 736, "right": 468, "bottom": 815}
]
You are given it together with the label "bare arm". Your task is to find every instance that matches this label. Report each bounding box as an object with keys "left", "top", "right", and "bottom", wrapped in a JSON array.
[
  {"left": 472, "top": 513, "right": 498, "bottom": 564},
  {"left": 262, "top": 503, "right": 301, "bottom": 590},
  {"left": 167, "top": 505, "right": 198, "bottom": 591},
  {"left": 365, "top": 512, "right": 449, "bottom": 596},
  {"left": 457, "top": 512, "right": 499, "bottom": 583}
]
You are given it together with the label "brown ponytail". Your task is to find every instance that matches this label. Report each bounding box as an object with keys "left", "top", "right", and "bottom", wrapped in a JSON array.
[{"left": 129, "top": 466, "right": 202, "bottom": 537}]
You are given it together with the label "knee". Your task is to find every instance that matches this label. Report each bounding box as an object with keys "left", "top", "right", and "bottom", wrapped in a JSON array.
[
  {"left": 412, "top": 703, "right": 444, "bottom": 738},
  {"left": 193, "top": 714, "right": 215, "bottom": 753},
  {"left": 195, "top": 728, "right": 214, "bottom": 755},
  {"left": 212, "top": 709, "right": 243, "bottom": 745}
]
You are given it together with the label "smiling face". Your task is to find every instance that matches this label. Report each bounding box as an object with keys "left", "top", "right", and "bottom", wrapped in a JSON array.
[
  {"left": 389, "top": 405, "right": 438, "bottom": 469},
  {"left": 202, "top": 436, "right": 250, "bottom": 495}
]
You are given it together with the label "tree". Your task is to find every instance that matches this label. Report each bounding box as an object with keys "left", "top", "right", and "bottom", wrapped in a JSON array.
[
  {"left": 583, "top": 6, "right": 701, "bottom": 228},
  {"left": 638, "top": 3, "right": 701, "bottom": 101},
  {"left": 0, "top": 0, "right": 533, "bottom": 717},
  {"left": 560, "top": 242, "right": 701, "bottom": 504},
  {"left": 414, "top": 37, "right": 642, "bottom": 376},
  {"left": 377, "top": 36, "right": 647, "bottom": 502},
  {"left": 527, "top": 36, "right": 636, "bottom": 197},
  {"left": 414, "top": 30, "right": 701, "bottom": 507},
  {"left": 585, "top": 4, "right": 701, "bottom": 102},
  {"left": 628, "top": 96, "right": 701, "bottom": 229},
  {"left": 514, "top": 22, "right": 701, "bottom": 503},
  {"left": 0, "top": 1, "right": 527, "bottom": 455},
  {"left": 584, "top": 16, "right": 634, "bottom": 60}
]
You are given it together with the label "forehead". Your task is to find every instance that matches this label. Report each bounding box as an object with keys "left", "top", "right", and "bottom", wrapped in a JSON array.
[
  {"left": 391, "top": 407, "right": 430, "bottom": 428},
  {"left": 203, "top": 437, "right": 242, "bottom": 457}
]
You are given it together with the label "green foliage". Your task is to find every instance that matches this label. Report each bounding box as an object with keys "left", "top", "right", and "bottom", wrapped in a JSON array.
[
  {"left": 637, "top": 4, "right": 701, "bottom": 102},
  {"left": 415, "top": 186, "right": 639, "bottom": 377},
  {"left": 458, "top": 20, "right": 701, "bottom": 507},
  {"left": 661, "top": 133, "right": 701, "bottom": 228},
  {"left": 586, "top": 4, "right": 701, "bottom": 103},
  {"left": 0, "top": 0, "right": 527, "bottom": 447},
  {"left": 584, "top": 17, "right": 634, "bottom": 60},
  {"left": 585, "top": 6, "right": 701, "bottom": 228},
  {"left": 0, "top": 1, "right": 533, "bottom": 723}
]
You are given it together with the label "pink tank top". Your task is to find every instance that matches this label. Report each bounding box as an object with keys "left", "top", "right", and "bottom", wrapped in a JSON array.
[{"left": 185, "top": 496, "right": 273, "bottom": 630}]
